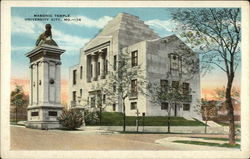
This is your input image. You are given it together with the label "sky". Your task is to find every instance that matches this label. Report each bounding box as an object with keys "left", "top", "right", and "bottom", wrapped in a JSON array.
[{"left": 11, "top": 7, "right": 241, "bottom": 103}]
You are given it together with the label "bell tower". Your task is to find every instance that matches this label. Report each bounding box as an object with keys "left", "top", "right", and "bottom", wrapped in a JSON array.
[{"left": 25, "top": 24, "right": 65, "bottom": 129}]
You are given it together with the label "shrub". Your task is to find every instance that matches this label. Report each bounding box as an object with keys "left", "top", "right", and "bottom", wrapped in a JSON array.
[
  {"left": 84, "top": 110, "right": 99, "bottom": 125},
  {"left": 57, "top": 109, "right": 84, "bottom": 130}
]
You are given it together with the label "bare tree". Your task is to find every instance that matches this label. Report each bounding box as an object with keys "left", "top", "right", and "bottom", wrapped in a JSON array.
[
  {"left": 194, "top": 99, "right": 217, "bottom": 133},
  {"left": 171, "top": 8, "right": 240, "bottom": 144},
  {"left": 213, "top": 86, "right": 240, "bottom": 100}
]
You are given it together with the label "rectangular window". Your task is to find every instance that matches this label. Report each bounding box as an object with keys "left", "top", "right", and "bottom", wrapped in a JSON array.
[
  {"left": 87, "top": 56, "right": 91, "bottom": 81},
  {"left": 97, "top": 62, "right": 100, "bottom": 76},
  {"left": 80, "top": 66, "right": 83, "bottom": 79},
  {"left": 172, "top": 81, "right": 179, "bottom": 90},
  {"left": 131, "top": 51, "right": 138, "bottom": 67},
  {"left": 49, "top": 111, "right": 57, "bottom": 116},
  {"left": 103, "top": 94, "right": 106, "bottom": 104},
  {"left": 96, "top": 93, "right": 102, "bottom": 107},
  {"left": 161, "top": 102, "right": 169, "bottom": 110},
  {"left": 160, "top": 80, "right": 168, "bottom": 92},
  {"left": 31, "top": 111, "right": 39, "bottom": 116},
  {"left": 113, "top": 103, "right": 116, "bottom": 111},
  {"left": 90, "top": 97, "right": 95, "bottom": 108},
  {"left": 183, "top": 104, "right": 190, "bottom": 111},
  {"left": 105, "top": 60, "right": 108, "bottom": 74},
  {"left": 170, "top": 54, "right": 180, "bottom": 70},
  {"left": 90, "top": 64, "right": 93, "bottom": 78},
  {"left": 113, "top": 55, "right": 117, "bottom": 70},
  {"left": 80, "top": 89, "right": 82, "bottom": 98},
  {"left": 131, "top": 102, "right": 137, "bottom": 110},
  {"left": 73, "top": 70, "right": 77, "bottom": 85},
  {"left": 72, "top": 91, "right": 76, "bottom": 101},
  {"left": 113, "top": 82, "right": 116, "bottom": 92},
  {"left": 183, "top": 83, "right": 189, "bottom": 94},
  {"left": 131, "top": 79, "right": 138, "bottom": 96}
]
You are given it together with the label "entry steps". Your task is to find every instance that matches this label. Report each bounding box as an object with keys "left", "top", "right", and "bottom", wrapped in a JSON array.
[{"left": 183, "top": 116, "right": 221, "bottom": 127}]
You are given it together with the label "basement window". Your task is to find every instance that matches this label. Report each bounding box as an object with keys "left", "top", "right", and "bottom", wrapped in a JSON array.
[
  {"left": 31, "top": 111, "right": 39, "bottom": 116},
  {"left": 49, "top": 111, "right": 57, "bottom": 116},
  {"left": 183, "top": 104, "right": 190, "bottom": 111},
  {"left": 161, "top": 102, "right": 168, "bottom": 110}
]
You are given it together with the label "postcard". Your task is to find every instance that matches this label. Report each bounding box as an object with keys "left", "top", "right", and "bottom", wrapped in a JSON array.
[{"left": 1, "top": 1, "right": 249, "bottom": 159}]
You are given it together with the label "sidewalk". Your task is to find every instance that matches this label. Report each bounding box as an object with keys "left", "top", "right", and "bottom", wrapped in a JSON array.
[{"left": 155, "top": 137, "right": 240, "bottom": 151}]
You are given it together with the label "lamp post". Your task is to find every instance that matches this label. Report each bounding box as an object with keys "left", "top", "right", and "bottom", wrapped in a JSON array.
[{"left": 142, "top": 112, "right": 145, "bottom": 132}]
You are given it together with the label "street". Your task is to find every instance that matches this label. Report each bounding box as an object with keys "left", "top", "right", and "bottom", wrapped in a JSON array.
[{"left": 10, "top": 126, "right": 239, "bottom": 151}]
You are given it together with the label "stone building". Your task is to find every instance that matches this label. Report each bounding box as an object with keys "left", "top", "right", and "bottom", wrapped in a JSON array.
[{"left": 68, "top": 13, "right": 200, "bottom": 118}]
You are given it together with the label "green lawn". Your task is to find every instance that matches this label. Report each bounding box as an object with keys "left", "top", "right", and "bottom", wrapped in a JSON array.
[
  {"left": 218, "top": 122, "right": 241, "bottom": 128},
  {"left": 10, "top": 119, "right": 26, "bottom": 126},
  {"left": 86, "top": 112, "right": 206, "bottom": 126},
  {"left": 190, "top": 137, "right": 240, "bottom": 142},
  {"left": 173, "top": 140, "right": 240, "bottom": 148}
]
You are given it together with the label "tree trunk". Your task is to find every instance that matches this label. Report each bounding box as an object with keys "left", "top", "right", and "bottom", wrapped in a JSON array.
[
  {"left": 99, "top": 107, "right": 102, "bottom": 126},
  {"left": 15, "top": 106, "right": 17, "bottom": 124},
  {"left": 167, "top": 116, "right": 170, "bottom": 133},
  {"left": 123, "top": 101, "right": 126, "bottom": 132},
  {"left": 205, "top": 119, "right": 207, "bottom": 134},
  {"left": 226, "top": 75, "right": 236, "bottom": 145},
  {"left": 167, "top": 107, "right": 171, "bottom": 133}
]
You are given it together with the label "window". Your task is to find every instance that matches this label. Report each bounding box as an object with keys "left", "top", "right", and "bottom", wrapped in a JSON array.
[
  {"left": 73, "top": 70, "right": 77, "bottom": 85},
  {"left": 172, "top": 81, "right": 179, "bottom": 90},
  {"left": 80, "top": 66, "right": 83, "bottom": 79},
  {"left": 131, "top": 102, "right": 137, "bottom": 110},
  {"left": 131, "top": 51, "right": 138, "bottom": 67},
  {"left": 183, "top": 83, "right": 189, "bottom": 94},
  {"left": 161, "top": 102, "right": 168, "bottom": 110},
  {"left": 90, "top": 64, "right": 93, "bottom": 78},
  {"left": 105, "top": 60, "right": 108, "bottom": 74},
  {"left": 113, "top": 103, "right": 116, "bottom": 111},
  {"left": 80, "top": 89, "right": 82, "bottom": 97},
  {"left": 183, "top": 104, "right": 190, "bottom": 111},
  {"left": 72, "top": 91, "right": 76, "bottom": 101},
  {"left": 49, "top": 111, "right": 57, "bottom": 116},
  {"left": 96, "top": 93, "right": 102, "bottom": 107},
  {"left": 90, "top": 97, "right": 96, "bottom": 108},
  {"left": 97, "top": 62, "right": 100, "bottom": 76},
  {"left": 170, "top": 54, "right": 180, "bottom": 70},
  {"left": 160, "top": 80, "right": 168, "bottom": 92},
  {"left": 131, "top": 79, "right": 138, "bottom": 96},
  {"left": 103, "top": 94, "right": 106, "bottom": 104},
  {"left": 113, "top": 82, "right": 116, "bottom": 92},
  {"left": 113, "top": 55, "right": 117, "bottom": 70},
  {"left": 31, "top": 111, "right": 39, "bottom": 116}
]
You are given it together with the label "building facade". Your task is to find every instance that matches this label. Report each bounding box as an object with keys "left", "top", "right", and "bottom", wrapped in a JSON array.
[{"left": 68, "top": 13, "right": 201, "bottom": 118}]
